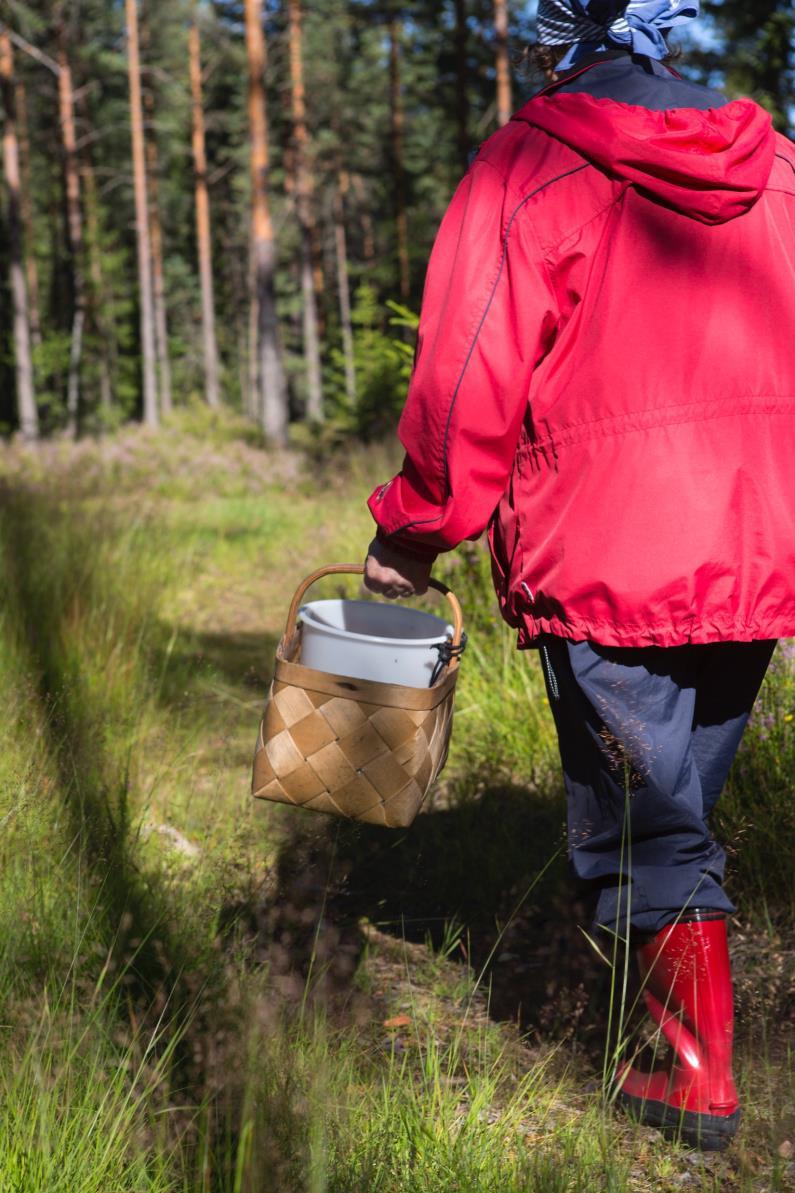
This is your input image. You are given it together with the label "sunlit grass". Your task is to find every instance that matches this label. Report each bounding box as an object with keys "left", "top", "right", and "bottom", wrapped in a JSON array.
[{"left": 0, "top": 418, "right": 792, "bottom": 1189}]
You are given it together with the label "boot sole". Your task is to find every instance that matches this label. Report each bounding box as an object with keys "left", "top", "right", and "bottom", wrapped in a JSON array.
[{"left": 616, "top": 1090, "right": 740, "bottom": 1151}]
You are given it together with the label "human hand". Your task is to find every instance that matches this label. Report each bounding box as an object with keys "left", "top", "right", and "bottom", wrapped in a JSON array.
[{"left": 363, "top": 536, "right": 432, "bottom": 599}]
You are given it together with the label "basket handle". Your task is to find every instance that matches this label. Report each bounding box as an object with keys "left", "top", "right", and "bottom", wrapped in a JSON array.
[{"left": 281, "top": 563, "right": 464, "bottom": 652}]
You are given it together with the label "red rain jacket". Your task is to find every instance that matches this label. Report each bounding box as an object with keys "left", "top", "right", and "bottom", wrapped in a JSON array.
[{"left": 368, "top": 81, "right": 795, "bottom": 648}]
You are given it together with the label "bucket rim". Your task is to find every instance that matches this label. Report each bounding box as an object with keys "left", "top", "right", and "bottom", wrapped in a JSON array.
[{"left": 298, "top": 599, "right": 453, "bottom": 649}]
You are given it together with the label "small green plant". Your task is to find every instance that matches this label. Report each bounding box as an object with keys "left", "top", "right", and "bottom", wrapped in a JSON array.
[
  {"left": 433, "top": 541, "right": 559, "bottom": 793},
  {"left": 326, "top": 287, "right": 418, "bottom": 443},
  {"left": 717, "top": 641, "right": 795, "bottom": 917}
]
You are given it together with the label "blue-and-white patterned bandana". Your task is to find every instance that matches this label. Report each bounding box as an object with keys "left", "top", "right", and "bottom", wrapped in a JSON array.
[{"left": 536, "top": 0, "right": 699, "bottom": 68}]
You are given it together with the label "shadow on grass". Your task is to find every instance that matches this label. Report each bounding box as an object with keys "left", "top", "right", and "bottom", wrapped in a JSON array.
[
  {"left": 152, "top": 627, "right": 278, "bottom": 704},
  {"left": 224, "top": 784, "right": 612, "bottom": 1051},
  {"left": 0, "top": 489, "right": 178, "bottom": 1002},
  {"left": 0, "top": 487, "right": 288, "bottom": 1185},
  {"left": 136, "top": 543, "right": 614, "bottom": 1045},
  {"left": 150, "top": 599, "right": 795, "bottom": 1057},
  {"left": 0, "top": 481, "right": 612, "bottom": 1186}
]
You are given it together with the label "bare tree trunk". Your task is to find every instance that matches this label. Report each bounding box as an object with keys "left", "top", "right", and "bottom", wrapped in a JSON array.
[
  {"left": 189, "top": 20, "right": 220, "bottom": 409},
  {"left": 142, "top": 60, "right": 173, "bottom": 414},
  {"left": 149, "top": 207, "right": 173, "bottom": 413},
  {"left": 57, "top": 32, "right": 86, "bottom": 437},
  {"left": 388, "top": 17, "right": 410, "bottom": 301},
  {"left": 82, "top": 153, "right": 115, "bottom": 410},
  {"left": 309, "top": 211, "right": 326, "bottom": 338},
  {"left": 222, "top": 218, "right": 252, "bottom": 415},
  {"left": 15, "top": 75, "right": 42, "bottom": 350},
  {"left": 288, "top": 0, "right": 323, "bottom": 423},
  {"left": 350, "top": 172, "right": 376, "bottom": 265},
  {"left": 125, "top": 0, "right": 159, "bottom": 427},
  {"left": 454, "top": 0, "right": 470, "bottom": 173},
  {"left": 237, "top": 319, "right": 249, "bottom": 414},
  {"left": 494, "top": 0, "right": 512, "bottom": 127},
  {"left": 0, "top": 31, "right": 37, "bottom": 441},
  {"left": 244, "top": 0, "right": 288, "bottom": 446},
  {"left": 247, "top": 240, "right": 259, "bottom": 419},
  {"left": 334, "top": 169, "right": 356, "bottom": 406}
]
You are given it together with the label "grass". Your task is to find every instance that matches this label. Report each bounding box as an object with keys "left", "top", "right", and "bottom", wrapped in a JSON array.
[{"left": 0, "top": 413, "right": 794, "bottom": 1189}]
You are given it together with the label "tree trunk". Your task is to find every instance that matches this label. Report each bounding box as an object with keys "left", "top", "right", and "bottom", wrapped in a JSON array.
[
  {"left": 74, "top": 81, "right": 117, "bottom": 411},
  {"left": 143, "top": 59, "right": 173, "bottom": 414},
  {"left": 309, "top": 216, "right": 326, "bottom": 338},
  {"left": 125, "top": 0, "right": 159, "bottom": 427},
  {"left": 288, "top": 0, "right": 323, "bottom": 423},
  {"left": 334, "top": 169, "right": 356, "bottom": 406},
  {"left": 247, "top": 241, "right": 259, "bottom": 419},
  {"left": 453, "top": 0, "right": 470, "bottom": 173},
  {"left": 0, "top": 31, "right": 37, "bottom": 441},
  {"left": 350, "top": 172, "right": 376, "bottom": 265},
  {"left": 189, "top": 20, "right": 220, "bottom": 410},
  {"left": 57, "top": 34, "right": 86, "bottom": 437},
  {"left": 15, "top": 75, "right": 42, "bottom": 350},
  {"left": 388, "top": 17, "right": 410, "bottom": 301},
  {"left": 494, "top": 0, "right": 512, "bottom": 127},
  {"left": 244, "top": 0, "right": 288, "bottom": 445}
]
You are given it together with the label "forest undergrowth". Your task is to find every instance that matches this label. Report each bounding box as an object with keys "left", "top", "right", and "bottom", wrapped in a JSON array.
[{"left": 1, "top": 412, "right": 795, "bottom": 1190}]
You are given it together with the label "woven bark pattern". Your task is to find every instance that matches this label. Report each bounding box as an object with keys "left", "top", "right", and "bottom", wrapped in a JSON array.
[{"left": 252, "top": 677, "right": 455, "bottom": 827}]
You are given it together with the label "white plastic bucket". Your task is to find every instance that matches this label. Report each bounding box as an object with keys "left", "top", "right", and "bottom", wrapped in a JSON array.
[{"left": 298, "top": 598, "right": 453, "bottom": 688}]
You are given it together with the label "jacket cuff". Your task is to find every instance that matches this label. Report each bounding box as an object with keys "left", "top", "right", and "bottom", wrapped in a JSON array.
[
  {"left": 368, "top": 477, "right": 444, "bottom": 561},
  {"left": 374, "top": 527, "right": 440, "bottom": 563}
]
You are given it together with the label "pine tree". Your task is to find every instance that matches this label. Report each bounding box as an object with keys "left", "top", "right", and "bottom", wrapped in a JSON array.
[
  {"left": 288, "top": 0, "right": 323, "bottom": 422},
  {"left": 126, "top": 0, "right": 159, "bottom": 426},
  {"left": 79, "top": 124, "right": 115, "bottom": 412},
  {"left": 493, "top": 0, "right": 512, "bottom": 126},
  {"left": 244, "top": 0, "right": 288, "bottom": 444},
  {"left": 189, "top": 16, "right": 221, "bottom": 408},
  {"left": 0, "top": 0, "right": 542, "bottom": 440},
  {"left": 388, "top": 14, "right": 410, "bottom": 300},
  {"left": 699, "top": 0, "right": 794, "bottom": 133},
  {"left": 55, "top": 8, "right": 86, "bottom": 436},
  {"left": 14, "top": 73, "right": 42, "bottom": 350},
  {"left": 141, "top": 9, "right": 173, "bottom": 414},
  {"left": 453, "top": 0, "right": 471, "bottom": 172},
  {"left": 0, "top": 28, "right": 38, "bottom": 440},
  {"left": 333, "top": 168, "right": 356, "bottom": 405}
]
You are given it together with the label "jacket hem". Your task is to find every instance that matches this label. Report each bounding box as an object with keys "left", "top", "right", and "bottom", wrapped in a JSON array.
[{"left": 516, "top": 612, "right": 791, "bottom": 649}]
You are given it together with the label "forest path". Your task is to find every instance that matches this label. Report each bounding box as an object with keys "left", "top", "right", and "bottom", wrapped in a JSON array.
[
  {"left": 139, "top": 454, "right": 792, "bottom": 1190},
  {"left": 136, "top": 465, "right": 378, "bottom": 863}
]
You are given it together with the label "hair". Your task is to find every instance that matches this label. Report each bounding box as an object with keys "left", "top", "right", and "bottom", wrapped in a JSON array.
[
  {"left": 518, "top": 40, "right": 682, "bottom": 85},
  {"left": 518, "top": 43, "right": 574, "bottom": 84}
]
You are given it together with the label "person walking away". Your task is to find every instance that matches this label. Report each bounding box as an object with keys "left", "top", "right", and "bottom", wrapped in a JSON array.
[{"left": 362, "top": 0, "right": 795, "bottom": 1151}]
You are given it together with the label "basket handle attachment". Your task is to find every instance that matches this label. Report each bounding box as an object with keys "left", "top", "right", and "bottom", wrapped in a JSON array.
[{"left": 281, "top": 563, "right": 464, "bottom": 666}]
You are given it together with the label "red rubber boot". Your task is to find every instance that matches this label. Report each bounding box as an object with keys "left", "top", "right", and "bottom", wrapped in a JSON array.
[{"left": 615, "top": 911, "right": 740, "bottom": 1150}]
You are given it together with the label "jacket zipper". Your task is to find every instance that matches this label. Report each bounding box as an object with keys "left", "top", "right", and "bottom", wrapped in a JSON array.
[{"left": 540, "top": 644, "right": 560, "bottom": 701}]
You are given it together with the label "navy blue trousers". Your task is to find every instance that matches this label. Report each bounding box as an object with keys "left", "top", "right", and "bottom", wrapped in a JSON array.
[{"left": 538, "top": 638, "right": 776, "bottom": 936}]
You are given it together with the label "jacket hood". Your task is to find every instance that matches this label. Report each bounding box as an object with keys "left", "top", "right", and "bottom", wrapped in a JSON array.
[{"left": 514, "top": 93, "right": 776, "bottom": 225}]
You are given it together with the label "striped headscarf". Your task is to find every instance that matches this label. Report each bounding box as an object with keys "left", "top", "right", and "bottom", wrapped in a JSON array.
[{"left": 536, "top": 0, "right": 699, "bottom": 67}]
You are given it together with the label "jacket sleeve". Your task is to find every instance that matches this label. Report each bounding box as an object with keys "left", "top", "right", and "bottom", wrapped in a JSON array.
[{"left": 368, "top": 156, "right": 559, "bottom": 561}]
